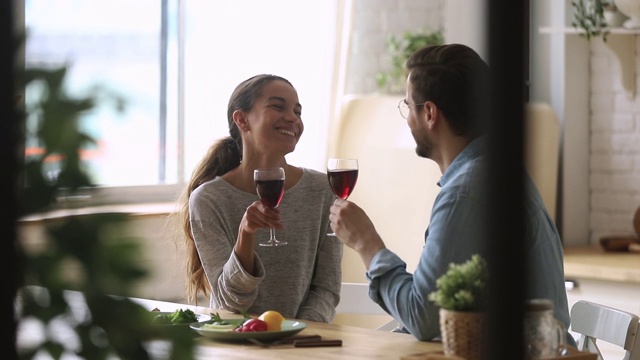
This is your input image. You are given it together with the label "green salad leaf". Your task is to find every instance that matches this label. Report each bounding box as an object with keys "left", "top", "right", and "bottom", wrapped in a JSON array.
[
  {"left": 210, "top": 312, "right": 231, "bottom": 325},
  {"left": 152, "top": 309, "right": 198, "bottom": 325}
]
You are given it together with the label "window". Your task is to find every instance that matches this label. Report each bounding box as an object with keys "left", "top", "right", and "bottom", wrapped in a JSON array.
[{"left": 24, "top": 0, "right": 338, "bottom": 204}]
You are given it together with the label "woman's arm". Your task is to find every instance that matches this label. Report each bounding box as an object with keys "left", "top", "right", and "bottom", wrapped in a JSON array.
[
  {"left": 296, "top": 234, "right": 343, "bottom": 322},
  {"left": 189, "top": 185, "right": 266, "bottom": 311}
]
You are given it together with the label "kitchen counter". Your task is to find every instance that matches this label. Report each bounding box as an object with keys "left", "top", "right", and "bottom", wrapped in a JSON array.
[{"left": 563, "top": 245, "right": 640, "bottom": 284}]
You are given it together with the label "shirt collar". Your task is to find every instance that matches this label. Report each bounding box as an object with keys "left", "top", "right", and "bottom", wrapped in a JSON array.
[{"left": 437, "top": 135, "right": 488, "bottom": 187}]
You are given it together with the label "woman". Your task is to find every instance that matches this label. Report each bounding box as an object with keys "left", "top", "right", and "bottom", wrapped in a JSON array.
[{"left": 179, "top": 74, "right": 342, "bottom": 322}]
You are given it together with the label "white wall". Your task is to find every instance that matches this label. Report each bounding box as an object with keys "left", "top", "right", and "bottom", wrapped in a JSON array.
[
  {"left": 344, "top": 0, "right": 444, "bottom": 95},
  {"left": 531, "top": 1, "right": 640, "bottom": 245},
  {"left": 443, "top": 0, "right": 487, "bottom": 58},
  {"left": 587, "top": 39, "right": 640, "bottom": 243}
]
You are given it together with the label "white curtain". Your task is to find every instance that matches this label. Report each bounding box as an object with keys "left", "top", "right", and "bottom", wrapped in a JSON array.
[
  {"left": 327, "top": 0, "right": 355, "bottom": 158},
  {"left": 182, "top": 0, "right": 353, "bottom": 174}
]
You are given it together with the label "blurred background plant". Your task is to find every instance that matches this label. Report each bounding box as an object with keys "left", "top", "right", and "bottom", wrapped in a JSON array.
[
  {"left": 571, "top": 0, "right": 611, "bottom": 41},
  {"left": 375, "top": 30, "right": 445, "bottom": 94},
  {"left": 14, "top": 33, "right": 195, "bottom": 359}
]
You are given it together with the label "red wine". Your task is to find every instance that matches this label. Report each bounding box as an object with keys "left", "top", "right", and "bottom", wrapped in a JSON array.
[
  {"left": 255, "top": 179, "right": 285, "bottom": 209},
  {"left": 328, "top": 169, "right": 358, "bottom": 199}
]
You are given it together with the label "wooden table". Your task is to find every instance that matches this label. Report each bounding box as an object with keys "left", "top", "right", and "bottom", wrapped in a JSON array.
[
  {"left": 134, "top": 297, "right": 443, "bottom": 359},
  {"left": 17, "top": 292, "right": 442, "bottom": 359}
]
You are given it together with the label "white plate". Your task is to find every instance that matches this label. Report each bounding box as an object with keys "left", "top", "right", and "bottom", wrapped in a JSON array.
[{"left": 191, "top": 319, "right": 307, "bottom": 342}]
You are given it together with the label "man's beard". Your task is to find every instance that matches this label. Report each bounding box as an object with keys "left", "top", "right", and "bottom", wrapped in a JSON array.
[{"left": 413, "top": 133, "right": 433, "bottom": 160}]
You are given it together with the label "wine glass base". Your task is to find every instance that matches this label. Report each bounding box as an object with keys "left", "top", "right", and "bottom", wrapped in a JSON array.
[
  {"left": 326, "top": 233, "right": 337, "bottom": 237},
  {"left": 259, "top": 240, "right": 288, "bottom": 247}
]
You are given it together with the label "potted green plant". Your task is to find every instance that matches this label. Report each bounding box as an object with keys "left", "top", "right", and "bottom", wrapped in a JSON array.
[
  {"left": 571, "top": 0, "right": 612, "bottom": 41},
  {"left": 428, "top": 254, "right": 489, "bottom": 360},
  {"left": 376, "top": 30, "right": 444, "bottom": 94}
]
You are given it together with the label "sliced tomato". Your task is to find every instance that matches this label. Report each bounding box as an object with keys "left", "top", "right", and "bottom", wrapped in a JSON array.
[{"left": 235, "top": 318, "right": 268, "bottom": 332}]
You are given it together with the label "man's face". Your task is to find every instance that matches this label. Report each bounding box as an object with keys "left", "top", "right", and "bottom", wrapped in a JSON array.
[{"left": 405, "top": 78, "right": 434, "bottom": 160}]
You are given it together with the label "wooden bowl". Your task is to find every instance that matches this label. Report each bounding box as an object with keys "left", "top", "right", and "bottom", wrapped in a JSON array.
[{"left": 599, "top": 235, "right": 640, "bottom": 252}]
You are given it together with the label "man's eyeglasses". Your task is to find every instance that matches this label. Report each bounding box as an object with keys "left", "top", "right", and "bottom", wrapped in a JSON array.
[{"left": 397, "top": 99, "right": 427, "bottom": 119}]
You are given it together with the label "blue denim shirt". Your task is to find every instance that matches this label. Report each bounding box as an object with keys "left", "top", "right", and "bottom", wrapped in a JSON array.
[{"left": 366, "top": 136, "right": 571, "bottom": 342}]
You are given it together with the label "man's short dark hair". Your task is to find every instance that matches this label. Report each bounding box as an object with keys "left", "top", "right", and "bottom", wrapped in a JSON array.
[{"left": 406, "top": 43, "right": 490, "bottom": 139}]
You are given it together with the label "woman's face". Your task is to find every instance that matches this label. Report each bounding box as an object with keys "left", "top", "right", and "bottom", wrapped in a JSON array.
[{"left": 241, "top": 80, "right": 304, "bottom": 157}]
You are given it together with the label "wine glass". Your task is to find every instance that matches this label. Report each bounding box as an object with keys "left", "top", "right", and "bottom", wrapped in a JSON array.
[
  {"left": 254, "top": 167, "right": 287, "bottom": 246},
  {"left": 326, "top": 158, "right": 359, "bottom": 236}
]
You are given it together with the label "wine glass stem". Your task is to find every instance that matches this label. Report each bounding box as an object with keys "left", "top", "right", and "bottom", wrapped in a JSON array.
[
  {"left": 269, "top": 227, "right": 276, "bottom": 242},
  {"left": 326, "top": 196, "right": 339, "bottom": 236}
]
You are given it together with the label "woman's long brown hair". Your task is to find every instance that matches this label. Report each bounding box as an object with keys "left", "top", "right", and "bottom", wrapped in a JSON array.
[{"left": 178, "top": 74, "right": 294, "bottom": 304}]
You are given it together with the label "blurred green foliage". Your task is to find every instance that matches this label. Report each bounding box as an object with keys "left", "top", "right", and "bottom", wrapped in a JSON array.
[
  {"left": 571, "top": 0, "right": 611, "bottom": 41},
  {"left": 19, "top": 66, "right": 125, "bottom": 215},
  {"left": 376, "top": 30, "right": 445, "bottom": 94},
  {"left": 16, "top": 43, "right": 195, "bottom": 358}
]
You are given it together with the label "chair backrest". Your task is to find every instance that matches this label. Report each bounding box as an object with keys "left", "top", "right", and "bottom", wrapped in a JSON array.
[
  {"left": 525, "top": 101, "right": 560, "bottom": 222},
  {"left": 328, "top": 94, "right": 441, "bottom": 283},
  {"left": 336, "top": 282, "right": 386, "bottom": 315},
  {"left": 335, "top": 282, "right": 398, "bottom": 331},
  {"left": 570, "top": 300, "right": 640, "bottom": 360}
]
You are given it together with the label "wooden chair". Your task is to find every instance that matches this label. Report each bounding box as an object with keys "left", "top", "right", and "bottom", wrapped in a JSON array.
[
  {"left": 329, "top": 94, "right": 441, "bottom": 286},
  {"left": 570, "top": 300, "right": 640, "bottom": 360},
  {"left": 335, "top": 282, "right": 398, "bottom": 331},
  {"left": 525, "top": 101, "right": 560, "bottom": 222}
]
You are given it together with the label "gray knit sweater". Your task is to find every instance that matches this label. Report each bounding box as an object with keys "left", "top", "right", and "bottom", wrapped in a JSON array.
[{"left": 189, "top": 168, "right": 342, "bottom": 322}]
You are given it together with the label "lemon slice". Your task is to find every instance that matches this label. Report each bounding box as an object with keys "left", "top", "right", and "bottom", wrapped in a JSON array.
[
  {"left": 201, "top": 323, "right": 236, "bottom": 331},
  {"left": 258, "top": 310, "right": 285, "bottom": 331}
]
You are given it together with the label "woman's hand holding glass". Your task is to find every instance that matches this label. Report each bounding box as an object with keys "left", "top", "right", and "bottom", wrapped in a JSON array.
[{"left": 240, "top": 200, "right": 284, "bottom": 235}]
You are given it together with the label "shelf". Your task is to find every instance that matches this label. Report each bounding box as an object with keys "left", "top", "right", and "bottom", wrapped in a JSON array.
[
  {"left": 540, "top": 27, "right": 639, "bottom": 98},
  {"left": 540, "top": 26, "right": 640, "bottom": 35}
]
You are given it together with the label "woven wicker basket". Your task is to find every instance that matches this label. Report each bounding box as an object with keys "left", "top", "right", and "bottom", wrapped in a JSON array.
[{"left": 439, "top": 308, "right": 487, "bottom": 360}]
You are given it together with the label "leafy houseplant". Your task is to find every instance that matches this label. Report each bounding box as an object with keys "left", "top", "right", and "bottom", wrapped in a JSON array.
[
  {"left": 428, "top": 254, "right": 488, "bottom": 311},
  {"left": 428, "top": 254, "right": 489, "bottom": 360},
  {"left": 376, "top": 30, "right": 445, "bottom": 94},
  {"left": 571, "top": 0, "right": 612, "bottom": 41}
]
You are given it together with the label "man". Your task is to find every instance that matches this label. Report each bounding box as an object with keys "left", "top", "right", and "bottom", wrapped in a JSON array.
[{"left": 328, "top": 44, "right": 571, "bottom": 342}]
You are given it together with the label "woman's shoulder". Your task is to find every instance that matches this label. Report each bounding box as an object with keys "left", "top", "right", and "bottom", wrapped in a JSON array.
[{"left": 191, "top": 177, "right": 223, "bottom": 195}]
